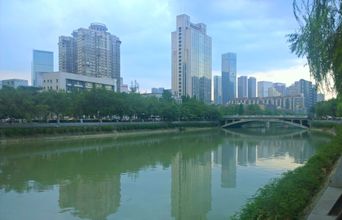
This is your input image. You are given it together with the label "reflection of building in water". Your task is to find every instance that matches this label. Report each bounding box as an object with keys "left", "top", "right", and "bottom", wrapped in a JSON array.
[
  {"left": 236, "top": 141, "right": 257, "bottom": 166},
  {"left": 248, "top": 144, "right": 257, "bottom": 165},
  {"left": 59, "top": 175, "right": 120, "bottom": 220},
  {"left": 256, "top": 139, "right": 312, "bottom": 164},
  {"left": 171, "top": 151, "right": 211, "bottom": 220},
  {"left": 221, "top": 143, "right": 236, "bottom": 188}
]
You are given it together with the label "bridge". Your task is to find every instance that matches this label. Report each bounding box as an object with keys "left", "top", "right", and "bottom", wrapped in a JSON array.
[{"left": 222, "top": 115, "right": 310, "bottom": 129}]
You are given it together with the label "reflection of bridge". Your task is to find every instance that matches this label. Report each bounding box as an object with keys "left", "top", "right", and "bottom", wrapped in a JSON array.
[{"left": 222, "top": 115, "right": 310, "bottom": 129}]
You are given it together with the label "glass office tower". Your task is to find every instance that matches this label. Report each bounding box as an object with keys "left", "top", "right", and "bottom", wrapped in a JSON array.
[
  {"left": 31, "top": 50, "right": 54, "bottom": 87},
  {"left": 222, "top": 53, "right": 236, "bottom": 104}
]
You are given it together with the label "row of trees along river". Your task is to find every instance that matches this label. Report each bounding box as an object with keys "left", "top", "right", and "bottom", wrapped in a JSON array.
[{"left": 0, "top": 86, "right": 299, "bottom": 122}]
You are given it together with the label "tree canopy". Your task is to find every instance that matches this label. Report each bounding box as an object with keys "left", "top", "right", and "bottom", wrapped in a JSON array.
[{"left": 288, "top": 0, "right": 342, "bottom": 95}]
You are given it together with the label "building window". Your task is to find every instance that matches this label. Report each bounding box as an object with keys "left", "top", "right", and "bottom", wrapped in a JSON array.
[{"left": 56, "top": 79, "right": 58, "bottom": 83}]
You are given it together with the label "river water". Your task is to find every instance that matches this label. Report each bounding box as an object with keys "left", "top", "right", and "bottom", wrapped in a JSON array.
[{"left": 0, "top": 128, "right": 330, "bottom": 220}]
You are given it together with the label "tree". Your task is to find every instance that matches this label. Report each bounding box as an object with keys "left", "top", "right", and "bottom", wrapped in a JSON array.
[{"left": 288, "top": 0, "right": 342, "bottom": 95}]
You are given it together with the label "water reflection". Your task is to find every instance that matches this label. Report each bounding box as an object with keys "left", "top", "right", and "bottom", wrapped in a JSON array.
[
  {"left": 171, "top": 151, "right": 212, "bottom": 220},
  {"left": 0, "top": 129, "right": 327, "bottom": 220}
]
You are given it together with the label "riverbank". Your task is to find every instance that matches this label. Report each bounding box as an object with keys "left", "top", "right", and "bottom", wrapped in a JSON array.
[
  {"left": 0, "top": 124, "right": 218, "bottom": 144},
  {"left": 0, "top": 121, "right": 218, "bottom": 139},
  {"left": 232, "top": 125, "right": 342, "bottom": 219}
]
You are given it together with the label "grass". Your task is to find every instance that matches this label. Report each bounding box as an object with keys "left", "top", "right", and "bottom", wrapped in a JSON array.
[{"left": 232, "top": 125, "right": 342, "bottom": 219}]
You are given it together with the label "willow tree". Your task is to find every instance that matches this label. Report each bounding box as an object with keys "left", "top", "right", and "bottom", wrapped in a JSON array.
[{"left": 288, "top": 0, "right": 342, "bottom": 95}]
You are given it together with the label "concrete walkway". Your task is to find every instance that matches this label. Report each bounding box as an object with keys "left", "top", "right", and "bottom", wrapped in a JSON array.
[{"left": 308, "top": 157, "right": 342, "bottom": 219}]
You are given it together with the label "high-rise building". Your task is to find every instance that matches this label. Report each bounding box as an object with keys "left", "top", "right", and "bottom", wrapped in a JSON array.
[
  {"left": 268, "top": 87, "right": 281, "bottom": 97},
  {"left": 213, "top": 76, "right": 222, "bottom": 104},
  {"left": 32, "top": 50, "right": 54, "bottom": 87},
  {"left": 222, "top": 53, "right": 237, "bottom": 104},
  {"left": 238, "top": 76, "right": 248, "bottom": 98},
  {"left": 273, "top": 83, "right": 286, "bottom": 96},
  {"left": 59, "top": 23, "right": 121, "bottom": 91},
  {"left": 171, "top": 14, "right": 212, "bottom": 103},
  {"left": 286, "top": 79, "right": 317, "bottom": 111},
  {"left": 247, "top": 77, "right": 256, "bottom": 98},
  {"left": 257, "top": 81, "right": 273, "bottom": 97}
]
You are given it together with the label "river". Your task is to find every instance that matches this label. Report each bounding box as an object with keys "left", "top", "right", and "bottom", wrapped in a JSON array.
[{"left": 0, "top": 128, "right": 330, "bottom": 220}]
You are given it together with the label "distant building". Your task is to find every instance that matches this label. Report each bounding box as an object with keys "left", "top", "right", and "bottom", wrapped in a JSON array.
[
  {"left": 152, "top": 87, "right": 165, "bottom": 94},
  {"left": 238, "top": 76, "right": 248, "bottom": 98},
  {"left": 317, "top": 93, "right": 325, "bottom": 102},
  {"left": 268, "top": 87, "right": 281, "bottom": 97},
  {"left": 228, "top": 95, "right": 305, "bottom": 113},
  {"left": 213, "top": 76, "right": 222, "bottom": 104},
  {"left": 247, "top": 77, "right": 256, "bottom": 98},
  {"left": 273, "top": 83, "right": 286, "bottom": 96},
  {"left": 257, "top": 81, "right": 273, "bottom": 97},
  {"left": 120, "top": 77, "right": 129, "bottom": 93},
  {"left": 59, "top": 23, "right": 121, "bottom": 91},
  {"left": 32, "top": 50, "right": 54, "bottom": 87},
  {"left": 286, "top": 79, "right": 316, "bottom": 111},
  {"left": 171, "top": 14, "right": 212, "bottom": 103},
  {"left": 222, "top": 53, "right": 237, "bottom": 104},
  {"left": 41, "top": 72, "right": 116, "bottom": 92},
  {"left": 2, "top": 79, "right": 28, "bottom": 88}
]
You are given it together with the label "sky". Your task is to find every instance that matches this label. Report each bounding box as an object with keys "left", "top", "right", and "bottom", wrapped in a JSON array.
[{"left": 0, "top": 0, "right": 317, "bottom": 93}]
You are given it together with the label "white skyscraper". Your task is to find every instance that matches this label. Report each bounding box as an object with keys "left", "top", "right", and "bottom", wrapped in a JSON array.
[{"left": 171, "top": 14, "right": 212, "bottom": 103}]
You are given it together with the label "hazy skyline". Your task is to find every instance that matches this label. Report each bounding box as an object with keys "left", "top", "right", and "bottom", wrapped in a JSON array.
[{"left": 0, "top": 0, "right": 314, "bottom": 92}]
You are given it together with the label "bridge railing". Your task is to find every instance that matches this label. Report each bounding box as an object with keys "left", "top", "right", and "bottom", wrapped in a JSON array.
[{"left": 223, "top": 115, "right": 309, "bottom": 120}]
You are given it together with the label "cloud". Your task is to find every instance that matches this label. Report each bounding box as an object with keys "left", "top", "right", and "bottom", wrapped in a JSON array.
[{"left": 0, "top": 0, "right": 323, "bottom": 96}]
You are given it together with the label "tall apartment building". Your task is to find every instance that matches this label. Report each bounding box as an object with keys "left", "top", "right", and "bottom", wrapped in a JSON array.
[
  {"left": 257, "top": 81, "right": 273, "bottom": 97},
  {"left": 238, "top": 76, "right": 248, "bottom": 98},
  {"left": 214, "top": 76, "right": 222, "bottom": 104},
  {"left": 171, "top": 14, "right": 212, "bottom": 103},
  {"left": 248, "top": 77, "right": 256, "bottom": 98},
  {"left": 222, "top": 53, "right": 236, "bottom": 104},
  {"left": 59, "top": 23, "right": 121, "bottom": 90},
  {"left": 31, "top": 50, "right": 54, "bottom": 87}
]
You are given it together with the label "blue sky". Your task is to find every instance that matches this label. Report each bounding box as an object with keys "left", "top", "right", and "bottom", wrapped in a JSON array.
[{"left": 0, "top": 0, "right": 313, "bottom": 92}]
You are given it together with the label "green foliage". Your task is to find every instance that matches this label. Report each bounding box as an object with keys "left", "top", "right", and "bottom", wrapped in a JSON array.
[
  {"left": 232, "top": 126, "right": 342, "bottom": 219},
  {"left": 0, "top": 88, "right": 297, "bottom": 124},
  {"left": 288, "top": 0, "right": 342, "bottom": 95},
  {"left": 314, "top": 98, "right": 338, "bottom": 117}
]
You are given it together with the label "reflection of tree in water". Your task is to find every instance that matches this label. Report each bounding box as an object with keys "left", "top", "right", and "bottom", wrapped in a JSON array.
[
  {"left": 59, "top": 175, "right": 120, "bottom": 220},
  {"left": 0, "top": 131, "right": 221, "bottom": 220}
]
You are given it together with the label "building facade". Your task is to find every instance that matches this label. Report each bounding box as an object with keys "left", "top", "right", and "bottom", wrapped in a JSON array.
[
  {"left": 214, "top": 75, "right": 222, "bottom": 104},
  {"left": 171, "top": 14, "right": 212, "bottom": 103},
  {"left": 222, "top": 53, "right": 236, "bottom": 104},
  {"left": 273, "top": 83, "right": 286, "bottom": 96},
  {"left": 32, "top": 50, "right": 54, "bottom": 87},
  {"left": 247, "top": 77, "right": 256, "bottom": 98},
  {"left": 228, "top": 95, "right": 305, "bottom": 113},
  {"left": 59, "top": 23, "right": 121, "bottom": 90},
  {"left": 257, "top": 81, "right": 273, "bottom": 97},
  {"left": 238, "top": 76, "right": 248, "bottom": 98},
  {"left": 41, "top": 72, "right": 116, "bottom": 92},
  {"left": 286, "top": 79, "right": 317, "bottom": 111},
  {"left": 1, "top": 79, "right": 28, "bottom": 88}
]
